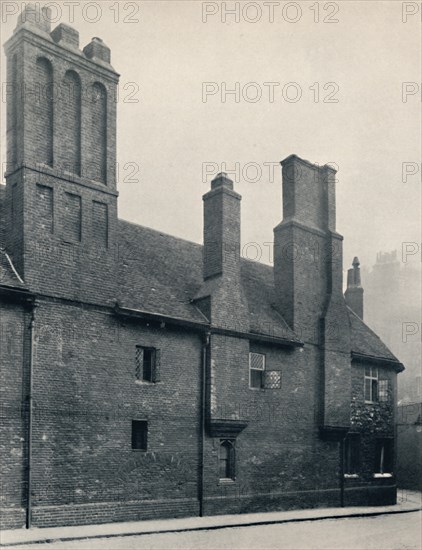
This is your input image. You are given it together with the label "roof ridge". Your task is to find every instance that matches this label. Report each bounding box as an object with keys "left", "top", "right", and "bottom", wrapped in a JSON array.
[
  {"left": 118, "top": 218, "right": 203, "bottom": 248},
  {"left": 118, "top": 218, "right": 275, "bottom": 270}
]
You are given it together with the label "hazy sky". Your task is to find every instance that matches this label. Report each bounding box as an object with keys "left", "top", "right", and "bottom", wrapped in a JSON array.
[{"left": 1, "top": 0, "right": 421, "bottom": 276}]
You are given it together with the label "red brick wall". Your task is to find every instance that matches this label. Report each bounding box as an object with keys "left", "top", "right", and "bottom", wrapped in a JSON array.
[
  {"left": 1, "top": 299, "right": 204, "bottom": 528},
  {"left": 0, "top": 301, "right": 29, "bottom": 528}
]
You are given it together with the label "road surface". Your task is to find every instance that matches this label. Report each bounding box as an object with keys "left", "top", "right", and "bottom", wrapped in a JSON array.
[{"left": 3, "top": 511, "right": 421, "bottom": 550}]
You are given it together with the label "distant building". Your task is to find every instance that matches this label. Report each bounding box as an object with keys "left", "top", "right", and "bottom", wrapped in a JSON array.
[
  {"left": 363, "top": 252, "right": 421, "bottom": 403},
  {"left": 0, "top": 3, "right": 404, "bottom": 531}
]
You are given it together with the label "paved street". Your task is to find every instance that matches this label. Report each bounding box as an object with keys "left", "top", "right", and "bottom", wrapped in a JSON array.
[{"left": 3, "top": 511, "right": 421, "bottom": 550}]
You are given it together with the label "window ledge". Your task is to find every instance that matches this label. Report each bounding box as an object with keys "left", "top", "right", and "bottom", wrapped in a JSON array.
[
  {"left": 219, "top": 478, "right": 236, "bottom": 484},
  {"left": 344, "top": 474, "right": 359, "bottom": 479},
  {"left": 135, "top": 380, "right": 157, "bottom": 385},
  {"left": 373, "top": 473, "right": 393, "bottom": 478}
]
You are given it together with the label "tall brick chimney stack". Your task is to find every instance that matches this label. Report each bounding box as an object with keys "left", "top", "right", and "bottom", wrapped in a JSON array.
[
  {"left": 274, "top": 155, "right": 342, "bottom": 340},
  {"left": 4, "top": 4, "right": 119, "bottom": 304},
  {"left": 345, "top": 257, "right": 364, "bottom": 319},
  {"left": 194, "top": 172, "right": 248, "bottom": 331},
  {"left": 274, "top": 154, "right": 351, "bottom": 432},
  {"left": 203, "top": 172, "right": 241, "bottom": 281},
  {"left": 196, "top": 173, "right": 249, "bottom": 428}
]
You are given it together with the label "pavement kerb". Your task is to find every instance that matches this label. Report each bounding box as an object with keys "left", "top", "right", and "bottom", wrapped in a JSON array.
[{"left": 1, "top": 505, "right": 421, "bottom": 547}]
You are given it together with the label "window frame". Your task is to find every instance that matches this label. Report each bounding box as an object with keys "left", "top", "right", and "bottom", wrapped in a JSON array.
[
  {"left": 131, "top": 420, "right": 148, "bottom": 451},
  {"left": 135, "top": 346, "right": 158, "bottom": 384},
  {"left": 364, "top": 366, "right": 379, "bottom": 403},
  {"left": 374, "top": 437, "right": 394, "bottom": 475},
  {"left": 344, "top": 433, "right": 360, "bottom": 476},
  {"left": 378, "top": 379, "right": 389, "bottom": 402},
  {"left": 218, "top": 439, "right": 236, "bottom": 481},
  {"left": 249, "top": 352, "right": 266, "bottom": 390}
]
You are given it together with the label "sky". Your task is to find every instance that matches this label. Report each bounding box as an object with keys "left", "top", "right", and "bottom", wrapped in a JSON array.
[{"left": 1, "top": 0, "right": 421, "bottom": 277}]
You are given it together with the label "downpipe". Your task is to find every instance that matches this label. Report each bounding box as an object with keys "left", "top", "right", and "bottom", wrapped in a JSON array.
[
  {"left": 199, "top": 332, "right": 210, "bottom": 517},
  {"left": 26, "top": 303, "right": 37, "bottom": 529}
]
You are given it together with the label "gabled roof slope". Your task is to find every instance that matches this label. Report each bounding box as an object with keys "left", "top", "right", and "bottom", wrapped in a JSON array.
[
  {"left": 0, "top": 250, "right": 26, "bottom": 290},
  {"left": 117, "top": 220, "right": 206, "bottom": 323},
  {"left": 0, "top": 185, "right": 6, "bottom": 248},
  {"left": 117, "top": 219, "right": 399, "bottom": 363},
  {"left": 0, "top": 185, "right": 27, "bottom": 291},
  {"left": 348, "top": 306, "right": 402, "bottom": 365},
  {"left": 117, "top": 220, "right": 298, "bottom": 342}
]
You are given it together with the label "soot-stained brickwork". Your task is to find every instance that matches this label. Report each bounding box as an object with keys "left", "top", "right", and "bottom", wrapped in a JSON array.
[{"left": 0, "top": 3, "right": 404, "bottom": 530}]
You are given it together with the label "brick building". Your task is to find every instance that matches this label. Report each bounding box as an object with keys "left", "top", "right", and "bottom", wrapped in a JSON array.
[
  {"left": 362, "top": 251, "right": 421, "bottom": 404},
  {"left": 0, "top": 4, "right": 404, "bottom": 530}
]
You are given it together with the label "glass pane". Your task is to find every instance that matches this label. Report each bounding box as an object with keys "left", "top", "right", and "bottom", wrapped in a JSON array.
[
  {"left": 250, "top": 353, "right": 265, "bottom": 370},
  {"left": 132, "top": 421, "right": 147, "bottom": 450},
  {"left": 135, "top": 347, "right": 143, "bottom": 380},
  {"left": 143, "top": 349, "right": 154, "bottom": 381},
  {"left": 219, "top": 443, "right": 229, "bottom": 478},
  {"left": 365, "top": 378, "right": 371, "bottom": 401},
  {"left": 250, "top": 369, "right": 263, "bottom": 389},
  {"left": 372, "top": 380, "right": 378, "bottom": 402}
]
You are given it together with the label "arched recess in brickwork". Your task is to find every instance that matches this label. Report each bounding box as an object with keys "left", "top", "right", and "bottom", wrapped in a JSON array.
[
  {"left": 62, "top": 70, "right": 81, "bottom": 176},
  {"left": 35, "top": 57, "right": 54, "bottom": 167},
  {"left": 90, "top": 82, "right": 107, "bottom": 184}
]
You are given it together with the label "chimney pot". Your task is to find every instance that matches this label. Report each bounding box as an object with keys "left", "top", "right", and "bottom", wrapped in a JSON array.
[
  {"left": 15, "top": 3, "right": 52, "bottom": 34},
  {"left": 83, "top": 37, "right": 111, "bottom": 64},
  {"left": 345, "top": 257, "right": 364, "bottom": 318},
  {"left": 51, "top": 24, "right": 80, "bottom": 48},
  {"left": 211, "top": 172, "right": 234, "bottom": 190}
]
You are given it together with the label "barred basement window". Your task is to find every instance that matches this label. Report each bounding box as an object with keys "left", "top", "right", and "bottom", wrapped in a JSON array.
[
  {"left": 135, "top": 346, "right": 160, "bottom": 383},
  {"left": 364, "top": 366, "right": 378, "bottom": 403},
  {"left": 219, "top": 440, "right": 235, "bottom": 480},
  {"left": 132, "top": 420, "right": 147, "bottom": 451},
  {"left": 249, "top": 352, "right": 265, "bottom": 389},
  {"left": 344, "top": 434, "right": 360, "bottom": 475},
  {"left": 378, "top": 380, "right": 389, "bottom": 402}
]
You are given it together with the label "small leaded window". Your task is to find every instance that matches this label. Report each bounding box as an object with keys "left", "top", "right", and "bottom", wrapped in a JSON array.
[
  {"left": 135, "top": 346, "right": 160, "bottom": 383},
  {"left": 378, "top": 380, "right": 389, "bottom": 402},
  {"left": 264, "top": 370, "right": 282, "bottom": 389},
  {"left": 249, "top": 352, "right": 265, "bottom": 389}
]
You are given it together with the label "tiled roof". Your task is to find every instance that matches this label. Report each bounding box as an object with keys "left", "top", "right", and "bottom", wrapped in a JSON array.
[
  {"left": 117, "top": 220, "right": 401, "bottom": 362},
  {"left": 0, "top": 185, "right": 27, "bottom": 291},
  {"left": 348, "top": 307, "right": 402, "bottom": 365},
  {"left": 116, "top": 221, "right": 299, "bottom": 342},
  {"left": 0, "top": 250, "right": 27, "bottom": 290},
  {"left": 0, "top": 182, "right": 401, "bottom": 362},
  {"left": 0, "top": 185, "right": 6, "bottom": 247},
  {"left": 117, "top": 221, "right": 206, "bottom": 323}
]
